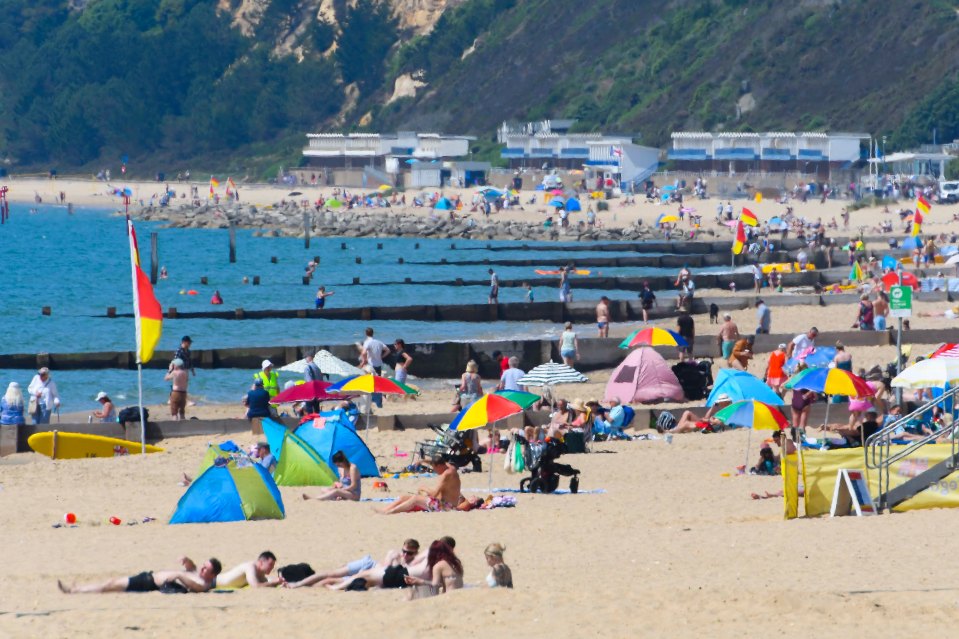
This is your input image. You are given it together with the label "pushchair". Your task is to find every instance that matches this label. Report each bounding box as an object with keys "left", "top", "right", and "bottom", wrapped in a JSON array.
[
  {"left": 517, "top": 435, "right": 580, "bottom": 494},
  {"left": 414, "top": 424, "right": 482, "bottom": 472}
]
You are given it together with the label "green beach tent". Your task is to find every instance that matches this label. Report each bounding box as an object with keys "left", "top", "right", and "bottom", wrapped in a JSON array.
[{"left": 262, "top": 419, "right": 339, "bottom": 486}]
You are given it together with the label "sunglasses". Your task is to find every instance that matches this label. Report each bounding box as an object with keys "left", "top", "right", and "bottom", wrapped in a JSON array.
[{"left": 402, "top": 549, "right": 417, "bottom": 555}]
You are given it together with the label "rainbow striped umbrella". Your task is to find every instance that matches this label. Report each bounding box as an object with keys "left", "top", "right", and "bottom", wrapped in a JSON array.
[
  {"left": 328, "top": 374, "right": 418, "bottom": 396},
  {"left": 784, "top": 367, "right": 873, "bottom": 397},
  {"left": 714, "top": 401, "right": 788, "bottom": 431},
  {"left": 714, "top": 400, "right": 788, "bottom": 472},
  {"left": 492, "top": 390, "right": 541, "bottom": 409},
  {"left": 619, "top": 327, "right": 688, "bottom": 349},
  {"left": 451, "top": 394, "right": 525, "bottom": 431},
  {"left": 327, "top": 374, "right": 418, "bottom": 434}
]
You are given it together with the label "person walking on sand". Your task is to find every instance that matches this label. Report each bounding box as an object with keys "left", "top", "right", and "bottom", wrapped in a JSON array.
[
  {"left": 488, "top": 269, "right": 499, "bottom": 304},
  {"left": 28, "top": 367, "right": 60, "bottom": 425},
  {"left": 638, "top": 281, "right": 656, "bottom": 323},
  {"left": 172, "top": 336, "right": 195, "bottom": 377},
  {"left": 560, "top": 322, "right": 579, "bottom": 367},
  {"left": 717, "top": 314, "right": 740, "bottom": 361},
  {"left": 596, "top": 296, "right": 611, "bottom": 338},
  {"left": 164, "top": 359, "right": 188, "bottom": 420},
  {"left": 58, "top": 556, "right": 221, "bottom": 594}
]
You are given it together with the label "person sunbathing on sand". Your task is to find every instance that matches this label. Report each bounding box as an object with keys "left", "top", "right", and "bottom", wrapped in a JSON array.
[
  {"left": 377, "top": 454, "right": 462, "bottom": 514},
  {"left": 216, "top": 551, "right": 281, "bottom": 588},
  {"left": 58, "top": 556, "right": 221, "bottom": 594},
  {"left": 286, "top": 538, "right": 429, "bottom": 590},
  {"left": 302, "top": 451, "right": 361, "bottom": 501}
]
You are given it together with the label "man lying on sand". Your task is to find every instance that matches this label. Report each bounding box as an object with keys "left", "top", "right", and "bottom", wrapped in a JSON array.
[
  {"left": 216, "top": 551, "right": 281, "bottom": 588},
  {"left": 286, "top": 538, "right": 430, "bottom": 590},
  {"left": 58, "top": 556, "right": 221, "bottom": 594},
  {"left": 377, "top": 455, "right": 462, "bottom": 514}
]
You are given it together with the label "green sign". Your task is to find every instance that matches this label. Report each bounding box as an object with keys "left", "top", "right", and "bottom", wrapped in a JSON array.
[{"left": 889, "top": 285, "right": 912, "bottom": 318}]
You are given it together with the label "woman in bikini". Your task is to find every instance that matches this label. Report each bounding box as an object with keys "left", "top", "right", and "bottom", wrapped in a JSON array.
[
  {"left": 302, "top": 452, "right": 361, "bottom": 501},
  {"left": 404, "top": 540, "right": 463, "bottom": 596}
]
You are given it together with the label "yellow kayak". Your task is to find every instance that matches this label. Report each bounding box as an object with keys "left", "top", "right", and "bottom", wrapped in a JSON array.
[{"left": 761, "top": 263, "right": 816, "bottom": 274}]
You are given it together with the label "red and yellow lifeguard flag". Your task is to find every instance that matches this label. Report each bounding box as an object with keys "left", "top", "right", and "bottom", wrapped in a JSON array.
[
  {"left": 209, "top": 176, "right": 220, "bottom": 198},
  {"left": 226, "top": 177, "right": 237, "bottom": 195},
  {"left": 740, "top": 208, "right": 758, "bottom": 226},
  {"left": 916, "top": 195, "right": 931, "bottom": 215},
  {"left": 912, "top": 195, "right": 930, "bottom": 237},
  {"left": 732, "top": 219, "right": 746, "bottom": 254},
  {"left": 127, "top": 218, "right": 162, "bottom": 363}
]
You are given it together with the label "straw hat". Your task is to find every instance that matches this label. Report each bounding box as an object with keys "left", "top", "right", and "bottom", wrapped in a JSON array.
[{"left": 570, "top": 398, "right": 587, "bottom": 412}]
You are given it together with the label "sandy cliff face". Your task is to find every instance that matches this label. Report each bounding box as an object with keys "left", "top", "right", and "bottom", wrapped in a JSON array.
[{"left": 222, "top": 0, "right": 464, "bottom": 40}]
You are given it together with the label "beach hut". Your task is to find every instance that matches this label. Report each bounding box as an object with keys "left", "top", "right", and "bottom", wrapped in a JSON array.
[
  {"left": 169, "top": 463, "right": 284, "bottom": 524},
  {"left": 604, "top": 348, "right": 684, "bottom": 404},
  {"left": 262, "top": 419, "right": 339, "bottom": 486},
  {"left": 294, "top": 411, "right": 380, "bottom": 478}
]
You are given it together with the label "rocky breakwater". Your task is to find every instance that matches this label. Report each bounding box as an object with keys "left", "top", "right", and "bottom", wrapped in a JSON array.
[{"left": 132, "top": 201, "right": 719, "bottom": 243}]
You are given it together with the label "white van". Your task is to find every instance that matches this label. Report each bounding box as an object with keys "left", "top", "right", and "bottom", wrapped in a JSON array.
[{"left": 940, "top": 180, "right": 959, "bottom": 203}]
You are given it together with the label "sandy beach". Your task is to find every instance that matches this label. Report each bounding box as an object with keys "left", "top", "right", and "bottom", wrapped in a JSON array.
[{"left": 5, "top": 176, "right": 959, "bottom": 637}]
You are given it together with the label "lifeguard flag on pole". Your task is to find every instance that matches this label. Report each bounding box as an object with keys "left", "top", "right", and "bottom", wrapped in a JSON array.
[
  {"left": 911, "top": 209, "right": 923, "bottom": 236},
  {"left": 740, "top": 208, "right": 758, "bottom": 226},
  {"left": 732, "top": 220, "right": 746, "bottom": 254},
  {"left": 916, "top": 194, "right": 931, "bottom": 215},
  {"left": 127, "top": 218, "right": 162, "bottom": 364}
]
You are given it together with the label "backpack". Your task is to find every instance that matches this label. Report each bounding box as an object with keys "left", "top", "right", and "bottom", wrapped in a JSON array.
[
  {"left": 278, "top": 563, "right": 315, "bottom": 584},
  {"left": 656, "top": 411, "right": 677, "bottom": 433},
  {"left": 621, "top": 405, "right": 635, "bottom": 428},
  {"left": 117, "top": 406, "right": 149, "bottom": 425}
]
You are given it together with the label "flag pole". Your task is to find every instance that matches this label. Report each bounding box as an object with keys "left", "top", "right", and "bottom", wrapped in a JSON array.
[{"left": 137, "top": 363, "right": 145, "bottom": 454}]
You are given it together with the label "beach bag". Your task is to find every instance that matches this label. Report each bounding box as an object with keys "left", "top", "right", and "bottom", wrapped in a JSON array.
[
  {"left": 382, "top": 565, "right": 409, "bottom": 589},
  {"left": 504, "top": 439, "right": 515, "bottom": 474},
  {"left": 28, "top": 395, "right": 37, "bottom": 417},
  {"left": 621, "top": 405, "right": 635, "bottom": 428},
  {"left": 117, "top": 406, "right": 149, "bottom": 425},
  {"left": 278, "top": 563, "right": 314, "bottom": 584},
  {"left": 511, "top": 440, "right": 526, "bottom": 473},
  {"left": 657, "top": 411, "right": 677, "bottom": 433}
]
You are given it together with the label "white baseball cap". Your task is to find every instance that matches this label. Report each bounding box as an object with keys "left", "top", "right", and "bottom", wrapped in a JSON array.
[
  {"left": 95, "top": 391, "right": 108, "bottom": 401},
  {"left": 262, "top": 359, "right": 273, "bottom": 369}
]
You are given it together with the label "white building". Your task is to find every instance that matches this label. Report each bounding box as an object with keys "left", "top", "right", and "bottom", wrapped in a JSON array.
[
  {"left": 668, "top": 131, "right": 869, "bottom": 177},
  {"left": 498, "top": 119, "right": 659, "bottom": 184}
]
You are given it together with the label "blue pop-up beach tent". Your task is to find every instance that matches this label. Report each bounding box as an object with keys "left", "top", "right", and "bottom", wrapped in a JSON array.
[
  {"left": 295, "top": 411, "right": 380, "bottom": 478},
  {"left": 170, "top": 462, "right": 285, "bottom": 524},
  {"left": 707, "top": 369, "right": 785, "bottom": 406}
]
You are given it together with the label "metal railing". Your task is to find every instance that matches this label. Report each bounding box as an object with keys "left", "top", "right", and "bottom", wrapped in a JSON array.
[{"left": 865, "top": 385, "right": 959, "bottom": 512}]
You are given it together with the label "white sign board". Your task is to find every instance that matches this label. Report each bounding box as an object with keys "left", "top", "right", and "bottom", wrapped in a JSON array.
[{"left": 830, "top": 469, "right": 876, "bottom": 517}]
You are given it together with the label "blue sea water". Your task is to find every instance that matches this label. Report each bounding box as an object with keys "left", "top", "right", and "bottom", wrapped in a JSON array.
[{"left": 0, "top": 204, "right": 728, "bottom": 408}]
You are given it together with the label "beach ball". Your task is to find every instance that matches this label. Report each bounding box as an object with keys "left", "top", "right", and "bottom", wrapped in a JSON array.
[{"left": 64, "top": 513, "right": 76, "bottom": 524}]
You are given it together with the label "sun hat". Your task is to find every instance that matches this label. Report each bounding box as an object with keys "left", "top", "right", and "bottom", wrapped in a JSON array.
[
  {"left": 261, "top": 359, "right": 273, "bottom": 369},
  {"left": 95, "top": 391, "right": 108, "bottom": 401},
  {"left": 570, "top": 398, "right": 587, "bottom": 412},
  {"left": 715, "top": 393, "right": 731, "bottom": 403}
]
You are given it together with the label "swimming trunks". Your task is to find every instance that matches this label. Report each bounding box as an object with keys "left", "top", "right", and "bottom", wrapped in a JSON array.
[
  {"left": 597, "top": 322, "right": 607, "bottom": 329},
  {"left": 315, "top": 297, "right": 325, "bottom": 309},
  {"left": 126, "top": 571, "right": 158, "bottom": 593},
  {"left": 424, "top": 497, "right": 454, "bottom": 512}
]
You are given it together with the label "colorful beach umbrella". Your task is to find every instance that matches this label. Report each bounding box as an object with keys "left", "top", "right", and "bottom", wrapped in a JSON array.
[
  {"left": 327, "top": 374, "right": 418, "bottom": 434},
  {"left": 714, "top": 400, "right": 788, "bottom": 431},
  {"left": 549, "top": 198, "right": 565, "bottom": 208},
  {"left": 492, "top": 389, "right": 541, "bottom": 409},
  {"left": 784, "top": 367, "right": 873, "bottom": 397},
  {"left": 328, "top": 374, "right": 418, "bottom": 396},
  {"left": 434, "top": 197, "right": 454, "bottom": 210},
  {"left": 783, "top": 346, "right": 837, "bottom": 374},
  {"left": 619, "top": 326, "right": 688, "bottom": 349},
  {"left": 516, "top": 362, "right": 588, "bottom": 387},
  {"left": 715, "top": 400, "right": 787, "bottom": 471},
  {"left": 270, "top": 380, "right": 353, "bottom": 404},
  {"left": 451, "top": 394, "right": 524, "bottom": 431}
]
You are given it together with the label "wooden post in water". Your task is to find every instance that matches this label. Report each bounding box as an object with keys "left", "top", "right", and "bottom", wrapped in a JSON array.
[
  {"left": 303, "top": 212, "right": 310, "bottom": 249},
  {"left": 150, "top": 232, "right": 158, "bottom": 284},
  {"left": 228, "top": 223, "right": 236, "bottom": 263}
]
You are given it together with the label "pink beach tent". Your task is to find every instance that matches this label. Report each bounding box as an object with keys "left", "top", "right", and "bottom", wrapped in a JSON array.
[{"left": 604, "top": 348, "right": 685, "bottom": 404}]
